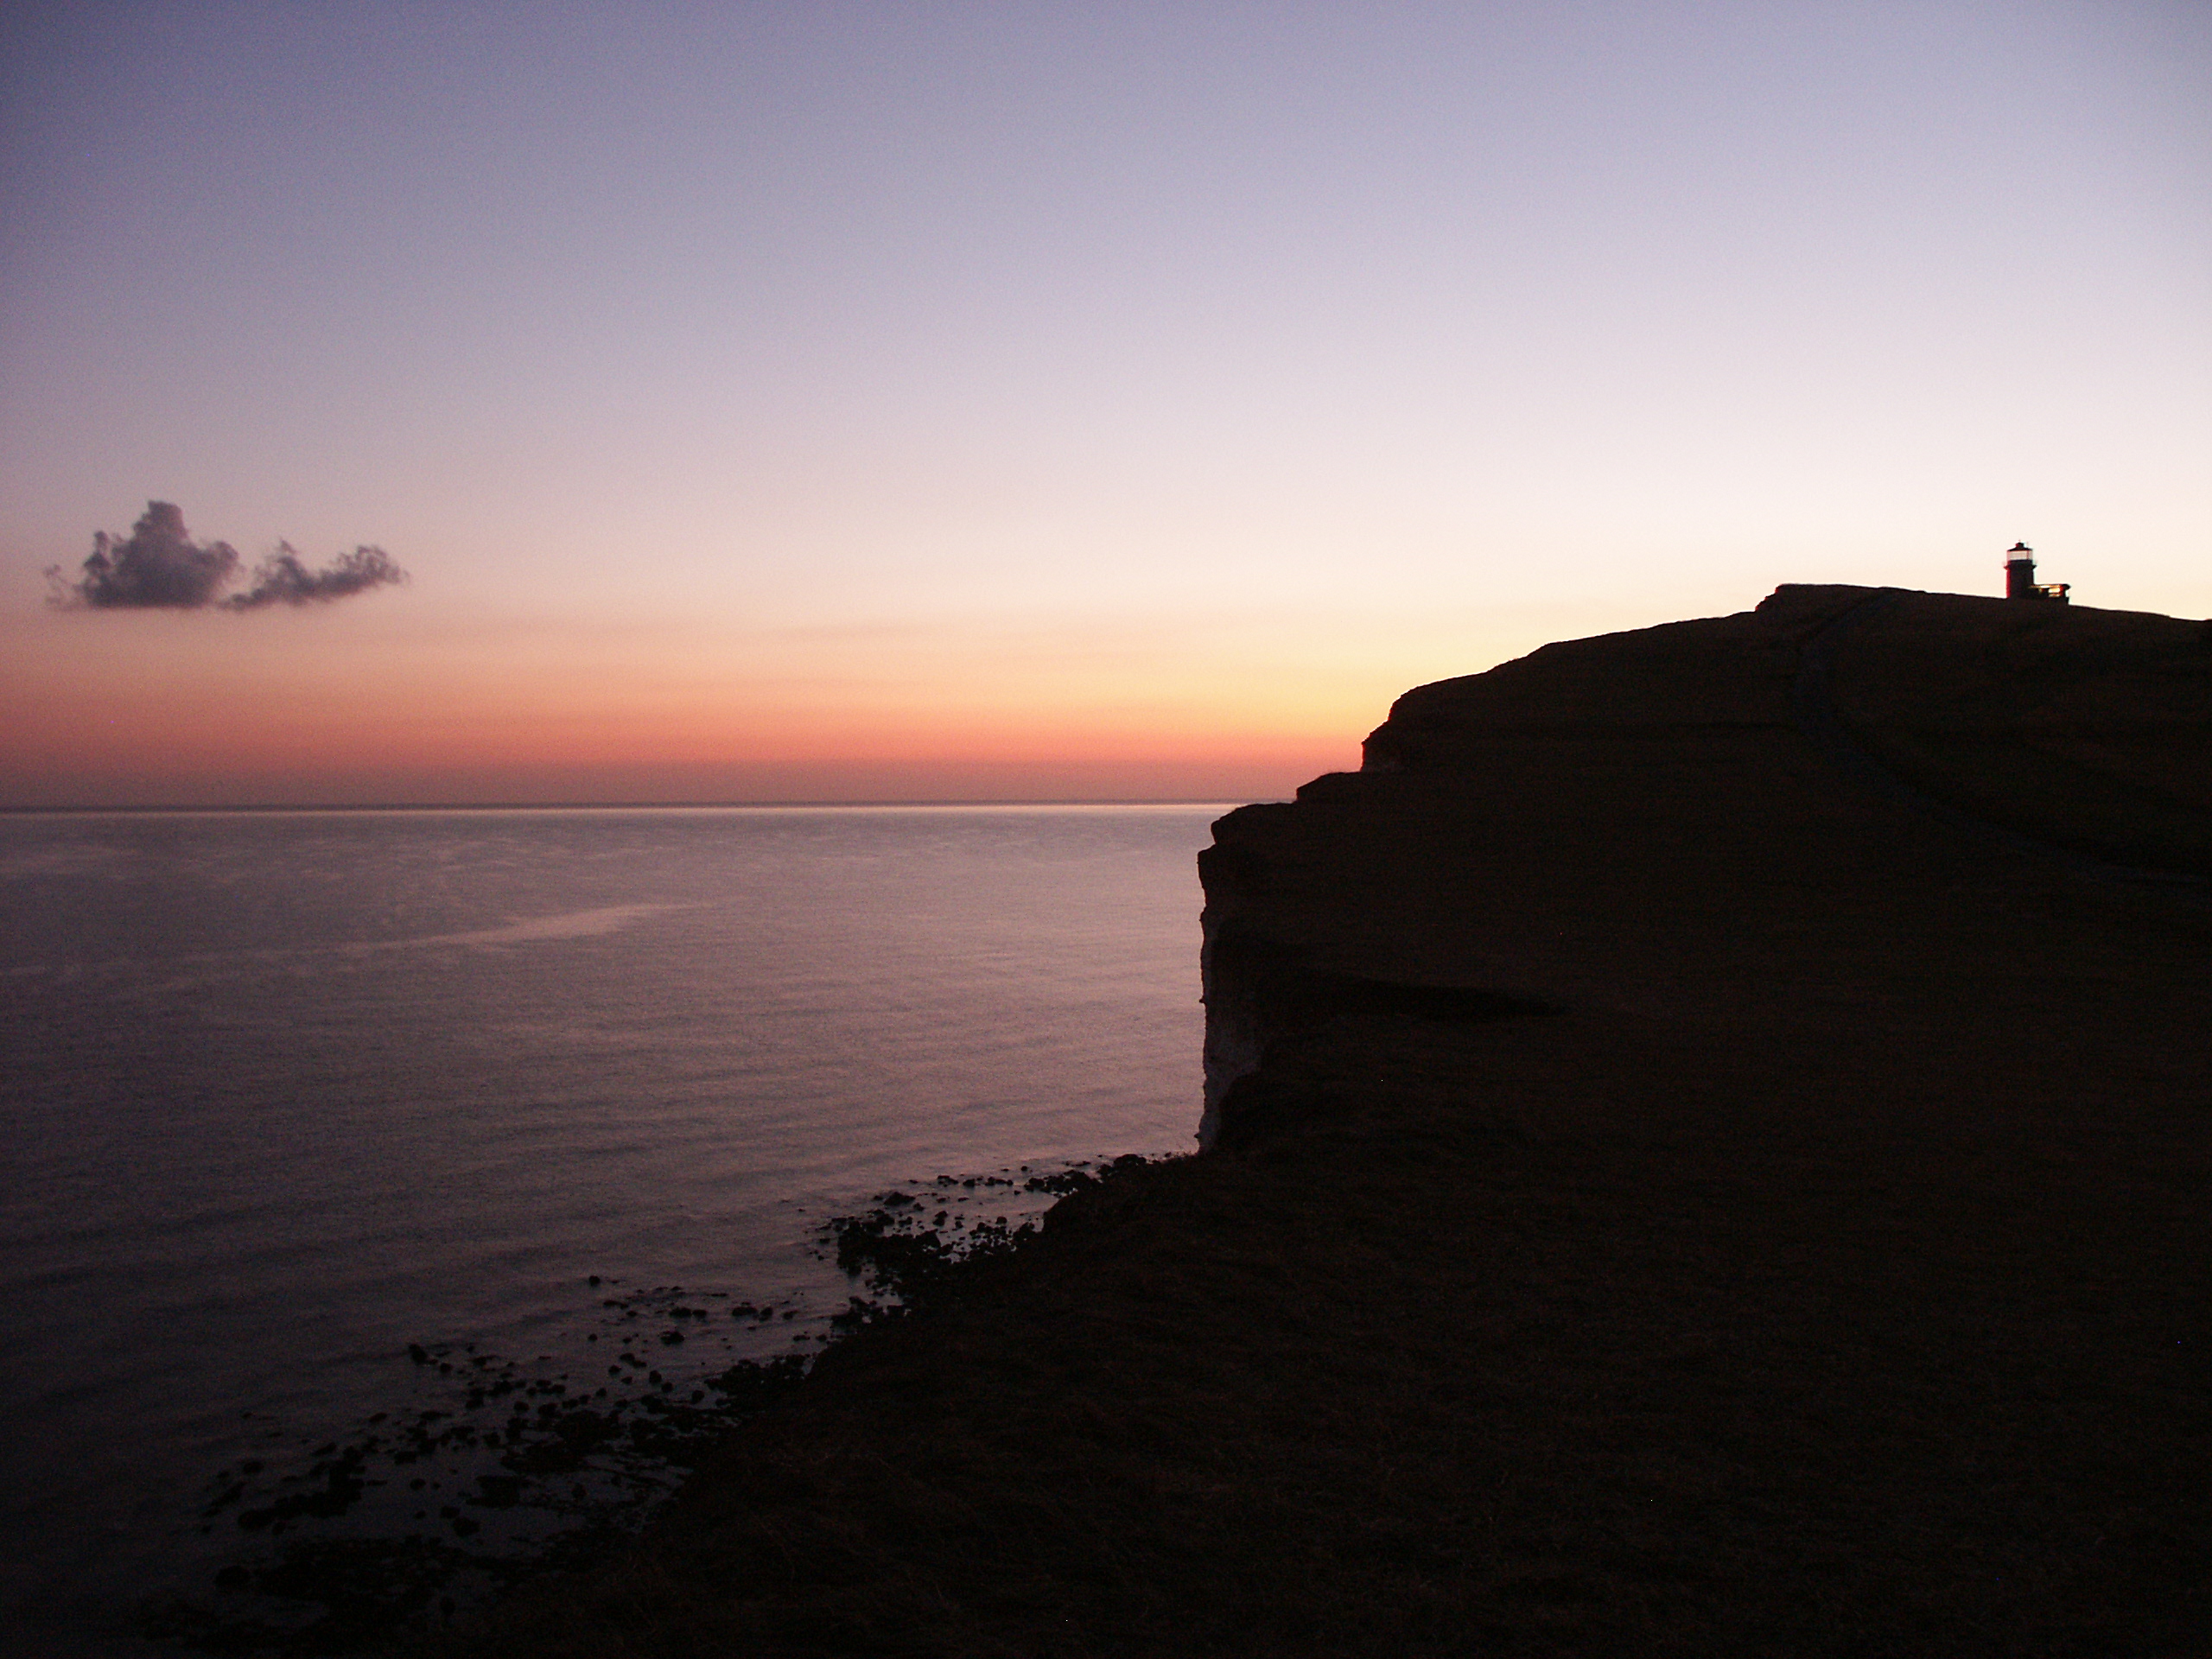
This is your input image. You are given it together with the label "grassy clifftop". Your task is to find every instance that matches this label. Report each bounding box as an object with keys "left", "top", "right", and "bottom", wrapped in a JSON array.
[{"left": 448, "top": 588, "right": 2210, "bottom": 1656}]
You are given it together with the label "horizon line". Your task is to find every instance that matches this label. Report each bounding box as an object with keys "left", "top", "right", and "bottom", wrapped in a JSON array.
[{"left": 0, "top": 797, "right": 1269, "bottom": 817}]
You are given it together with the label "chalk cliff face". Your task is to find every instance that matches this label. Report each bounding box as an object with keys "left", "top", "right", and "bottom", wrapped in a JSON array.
[{"left": 1198, "top": 584, "right": 2211, "bottom": 1141}]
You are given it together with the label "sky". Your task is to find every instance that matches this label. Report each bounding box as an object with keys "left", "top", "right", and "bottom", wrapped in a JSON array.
[{"left": 2, "top": 0, "right": 2205, "bottom": 807}]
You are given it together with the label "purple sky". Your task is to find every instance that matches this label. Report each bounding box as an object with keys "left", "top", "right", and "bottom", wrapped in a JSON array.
[{"left": 2, "top": 2, "right": 2205, "bottom": 804}]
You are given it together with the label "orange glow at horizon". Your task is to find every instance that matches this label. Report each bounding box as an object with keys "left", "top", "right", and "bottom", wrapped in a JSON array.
[{"left": 4, "top": 594, "right": 1536, "bottom": 806}]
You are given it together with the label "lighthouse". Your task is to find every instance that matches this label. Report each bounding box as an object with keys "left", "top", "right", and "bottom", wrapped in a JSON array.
[{"left": 2004, "top": 543, "right": 2069, "bottom": 603}]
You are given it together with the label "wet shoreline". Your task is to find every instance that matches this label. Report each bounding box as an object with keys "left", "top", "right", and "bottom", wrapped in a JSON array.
[{"left": 123, "top": 1158, "right": 1148, "bottom": 1656}]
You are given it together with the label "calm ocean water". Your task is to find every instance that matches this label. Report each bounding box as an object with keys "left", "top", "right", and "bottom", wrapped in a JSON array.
[{"left": 0, "top": 804, "right": 1224, "bottom": 1653}]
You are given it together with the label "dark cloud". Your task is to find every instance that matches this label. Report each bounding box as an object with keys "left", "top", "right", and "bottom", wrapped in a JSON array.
[
  {"left": 48, "top": 501, "right": 238, "bottom": 608},
  {"left": 226, "top": 543, "right": 408, "bottom": 609},
  {"left": 46, "top": 501, "right": 406, "bottom": 611}
]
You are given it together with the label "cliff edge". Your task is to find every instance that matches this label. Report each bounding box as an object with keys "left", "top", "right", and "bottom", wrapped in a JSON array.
[{"left": 451, "top": 587, "right": 2209, "bottom": 1657}]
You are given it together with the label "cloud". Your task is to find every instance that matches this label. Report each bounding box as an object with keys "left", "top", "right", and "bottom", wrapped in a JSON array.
[
  {"left": 226, "top": 543, "right": 408, "bottom": 609},
  {"left": 46, "top": 501, "right": 407, "bottom": 611},
  {"left": 48, "top": 501, "right": 237, "bottom": 608}
]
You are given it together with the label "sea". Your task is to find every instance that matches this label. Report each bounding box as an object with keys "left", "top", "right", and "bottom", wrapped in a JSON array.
[{"left": 0, "top": 804, "right": 1228, "bottom": 1655}]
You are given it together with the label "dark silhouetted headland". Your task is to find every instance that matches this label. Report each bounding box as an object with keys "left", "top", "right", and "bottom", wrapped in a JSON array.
[{"left": 444, "top": 586, "right": 2210, "bottom": 1656}]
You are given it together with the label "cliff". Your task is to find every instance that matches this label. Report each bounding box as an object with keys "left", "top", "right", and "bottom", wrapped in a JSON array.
[
  {"left": 449, "top": 587, "right": 2211, "bottom": 1656},
  {"left": 1202, "top": 584, "right": 2209, "bottom": 1142}
]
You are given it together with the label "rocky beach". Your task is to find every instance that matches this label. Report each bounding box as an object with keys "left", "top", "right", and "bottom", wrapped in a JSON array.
[{"left": 439, "top": 584, "right": 2210, "bottom": 1656}]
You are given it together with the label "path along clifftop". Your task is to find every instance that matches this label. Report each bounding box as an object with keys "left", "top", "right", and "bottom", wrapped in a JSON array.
[{"left": 451, "top": 586, "right": 2210, "bottom": 1657}]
